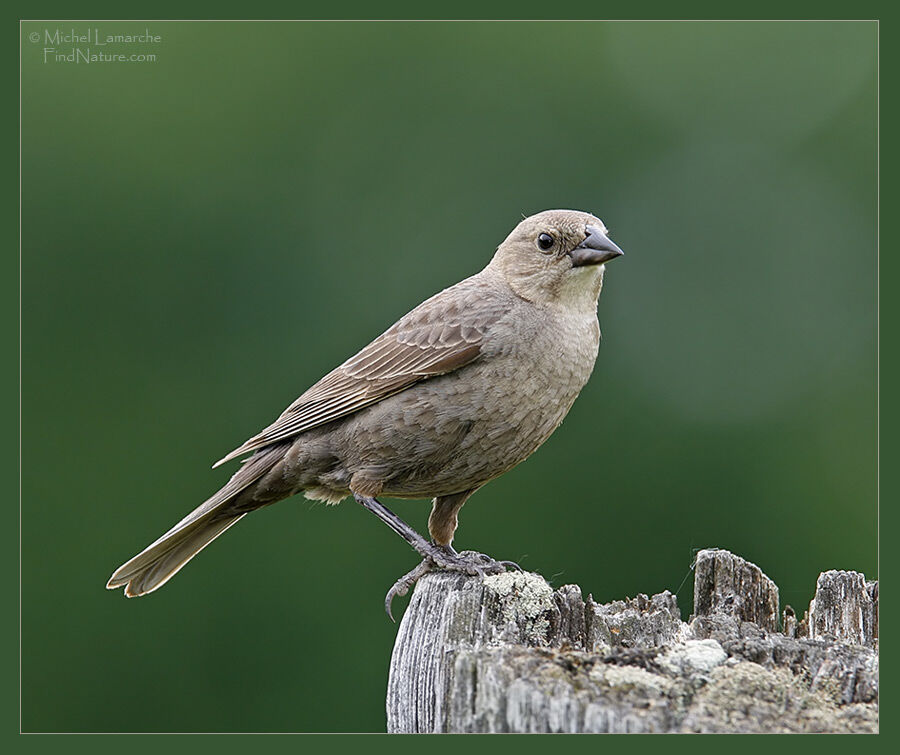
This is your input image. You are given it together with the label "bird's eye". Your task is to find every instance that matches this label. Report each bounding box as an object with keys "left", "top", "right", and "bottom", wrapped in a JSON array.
[{"left": 537, "top": 233, "right": 555, "bottom": 251}]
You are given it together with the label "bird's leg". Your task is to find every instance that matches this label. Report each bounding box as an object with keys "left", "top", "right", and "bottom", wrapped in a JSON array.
[
  {"left": 353, "top": 493, "right": 478, "bottom": 567},
  {"left": 429, "top": 491, "right": 522, "bottom": 573},
  {"left": 353, "top": 493, "right": 441, "bottom": 560},
  {"left": 354, "top": 492, "right": 518, "bottom": 572},
  {"left": 353, "top": 492, "right": 521, "bottom": 619}
]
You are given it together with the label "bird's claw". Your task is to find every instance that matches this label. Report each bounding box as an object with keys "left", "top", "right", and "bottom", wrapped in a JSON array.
[
  {"left": 385, "top": 559, "right": 435, "bottom": 621},
  {"left": 383, "top": 549, "right": 521, "bottom": 620}
]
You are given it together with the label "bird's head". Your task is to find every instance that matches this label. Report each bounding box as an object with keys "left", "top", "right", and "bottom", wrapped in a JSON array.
[{"left": 488, "top": 210, "right": 624, "bottom": 308}]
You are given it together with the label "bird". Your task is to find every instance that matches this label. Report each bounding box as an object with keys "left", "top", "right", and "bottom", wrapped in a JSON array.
[{"left": 107, "top": 209, "right": 624, "bottom": 618}]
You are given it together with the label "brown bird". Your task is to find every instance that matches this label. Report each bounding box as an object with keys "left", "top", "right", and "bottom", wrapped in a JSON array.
[{"left": 107, "top": 209, "right": 624, "bottom": 617}]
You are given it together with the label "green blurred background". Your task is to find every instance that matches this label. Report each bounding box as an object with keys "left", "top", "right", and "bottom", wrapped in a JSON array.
[{"left": 21, "top": 21, "right": 876, "bottom": 732}]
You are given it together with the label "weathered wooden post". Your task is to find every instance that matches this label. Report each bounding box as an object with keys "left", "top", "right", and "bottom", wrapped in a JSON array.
[{"left": 386, "top": 548, "right": 877, "bottom": 733}]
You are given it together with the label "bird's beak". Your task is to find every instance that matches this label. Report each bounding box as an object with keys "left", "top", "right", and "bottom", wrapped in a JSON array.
[{"left": 569, "top": 225, "right": 625, "bottom": 267}]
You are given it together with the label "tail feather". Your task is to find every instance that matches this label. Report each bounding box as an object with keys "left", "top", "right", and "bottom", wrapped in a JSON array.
[
  {"left": 107, "top": 443, "right": 287, "bottom": 597},
  {"left": 106, "top": 514, "right": 245, "bottom": 597}
]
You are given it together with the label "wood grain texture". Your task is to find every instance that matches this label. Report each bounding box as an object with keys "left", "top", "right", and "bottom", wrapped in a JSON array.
[{"left": 804, "top": 570, "right": 878, "bottom": 648}]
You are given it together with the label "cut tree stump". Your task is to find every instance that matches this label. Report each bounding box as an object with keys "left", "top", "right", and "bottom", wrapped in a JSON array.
[{"left": 386, "top": 548, "right": 877, "bottom": 733}]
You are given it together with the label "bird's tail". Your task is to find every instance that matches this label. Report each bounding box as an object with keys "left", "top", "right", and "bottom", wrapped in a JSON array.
[{"left": 106, "top": 443, "right": 287, "bottom": 598}]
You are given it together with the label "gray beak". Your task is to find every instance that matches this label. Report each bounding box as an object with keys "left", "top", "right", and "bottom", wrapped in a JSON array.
[{"left": 569, "top": 225, "right": 625, "bottom": 267}]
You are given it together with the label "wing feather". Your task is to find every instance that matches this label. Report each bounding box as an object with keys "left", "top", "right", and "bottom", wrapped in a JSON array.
[{"left": 213, "top": 278, "right": 505, "bottom": 467}]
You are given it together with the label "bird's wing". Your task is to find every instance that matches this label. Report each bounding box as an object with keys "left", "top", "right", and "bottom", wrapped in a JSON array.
[{"left": 214, "top": 279, "right": 506, "bottom": 467}]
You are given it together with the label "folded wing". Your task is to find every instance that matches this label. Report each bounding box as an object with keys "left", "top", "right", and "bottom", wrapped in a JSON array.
[{"left": 214, "top": 279, "right": 506, "bottom": 467}]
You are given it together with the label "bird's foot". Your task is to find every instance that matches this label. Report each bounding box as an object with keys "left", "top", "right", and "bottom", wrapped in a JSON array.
[
  {"left": 384, "top": 546, "right": 521, "bottom": 620},
  {"left": 428, "top": 546, "right": 522, "bottom": 577}
]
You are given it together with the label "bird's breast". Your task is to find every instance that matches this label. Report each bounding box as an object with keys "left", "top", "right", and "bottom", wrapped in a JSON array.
[
  {"left": 333, "top": 307, "right": 602, "bottom": 498},
  {"left": 400, "top": 307, "right": 602, "bottom": 492},
  {"left": 479, "top": 308, "right": 600, "bottom": 442}
]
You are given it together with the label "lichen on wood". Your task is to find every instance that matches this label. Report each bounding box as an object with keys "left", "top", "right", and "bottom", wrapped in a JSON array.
[{"left": 386, "top": 549, "right": 877, "bottom": 733}]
